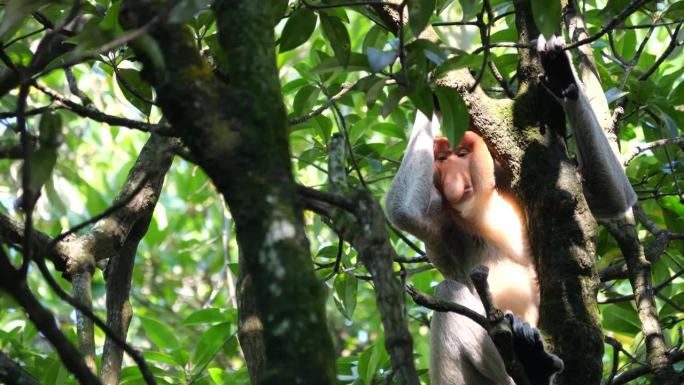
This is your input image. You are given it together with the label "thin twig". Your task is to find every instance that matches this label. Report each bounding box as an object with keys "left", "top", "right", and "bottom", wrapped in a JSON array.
[
  {"left": 405, "top": 285, "right": 490, "bottom": 330},
  {"left": 638, "top": 23, "right": 682, "bottom": 81},
  {"left": 564, "top": 0, "right": 654, "bottom": 50},
  {"left": 33, "top": 82, "right": 174, "bottom": 135},
  {"left": 49, "top": 176, "right": 150, "bottom": 247},
  {"left": 289, "top": 83, "right": 354, "bottom": 125},
  {"left": 623, "top": 137, "right": 684, "bottom": 165},
  {"left": 471, "top": 42, "right": 532, "bottom": 55}
]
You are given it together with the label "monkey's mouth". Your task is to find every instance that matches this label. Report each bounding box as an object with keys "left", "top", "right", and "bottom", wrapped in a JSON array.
[{"left": 460, "top": 186, "right": 473, "bottom": 201}]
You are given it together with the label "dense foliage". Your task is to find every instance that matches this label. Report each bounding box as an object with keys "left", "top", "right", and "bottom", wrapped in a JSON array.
[{"left": 0, "top": 0, "right": 682, "bottom": 384}]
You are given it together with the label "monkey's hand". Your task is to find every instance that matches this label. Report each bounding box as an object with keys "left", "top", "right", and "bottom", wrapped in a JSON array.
[
  {"left": 536, "top": 35, "right": 580, "bottom": 101},
  {"left": 505, "top": 313, "right": 564, "bottom": 385}
]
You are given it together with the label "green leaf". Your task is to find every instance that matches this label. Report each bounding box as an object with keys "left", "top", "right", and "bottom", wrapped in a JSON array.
[
  {"left": 292, "top": 85, "right": 320, "bottom": 115},
  {"left": 131, "top": 34, "right": 166, "bottom": 74},
  {"left": 669, "top": 81, "right": 684, "bottom": 106},
  {"left": 140, "top": 316, "right": 181, "bottom": 351},
  {"left": 372, "top": 122, "right": 405, "bottom": 139},
  {"left": 190, "top": 323, "right": 234, "bottom": 381},
  {"left": 38, "top": 111, "right": 62, "bottom": 146},
  {"left": 458, "top": 0, "right": 479, "bottom": 20},
  {"left": 313, "top": 53, "right": 370, "bottom": 74},
  {"left": 408, "top": 39, "right": 447, "bottom": 65},
  {"left": 435, "top": 86, "right": 469, "bottom": 146},
  {"left": 100, "top": 0, "right": 122, "bottom": 31},
  {"left": 0, "top": 0, "right": 50, "bottom": 41},
  {"left": 183, "top": 308, "right": 230, "bottom": 326},
  {"left": 530, "top": 0, "right": 561, "bottom": 39},
  {"left": 434, "top": 53, "right": 481, "bottom": 78},
  {"left": 606, "top": 0, "right": 632, "bottom": 18},
  {"left": 279, "top": 9, "right": 317, "bottom": 53},
  {"left": 312, "top": 115, "right": 333, "bottom": 142},
  {"left": 409, "top": 0, "right": 436, "bottom": 36},
  {"left": 116, "top": 68, "right": 153, "bottom": 116},
  {"left": 320, "top": 13, "right": 351, "bottom": 67},
  {"left": 660, "top": 196, "right": 684, "bottom": 234},
  {"left": 333, "top": 273, "right": 357, "bottom": 319},
  {"left": 358, "top": 336, "right": 388, "bottom": 385},
  {"left": 144, "top": 351, "right": 183, "bottom": 367},
  {"left": 362, "top": 24, "right": 389, "bottom": 51},
  {"left": 408, "top": 83, "right": 433, "bottom": 118},
  {"left": 604, "top": 88, "right": 629, "bottom": 104},
  {"left": 28, "top": 147, "right": 57, "bottom": 193},
  {"left": 168, "top": 0, "right": 212, "bottom": 23},
  {"left": 364, "top": 77, "right": 387, "bottom": 107},
  {"left": 664, "top": 1, "right": 684, "bottom": 19},
  {"left": 436, "top": 0, "right": 456, "bottom": 14},
  {"left": 269, "top": 0, "right": 290, "bottom": 25},
  {"left": 382, "top": 87, "right": 406, "bottom": 118},
  {"left": 601, "top": 302, "right": 641, "bottom": 335}
]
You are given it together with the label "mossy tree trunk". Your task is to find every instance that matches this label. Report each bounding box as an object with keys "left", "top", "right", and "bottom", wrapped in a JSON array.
[{"left": 120, "top": 1, "right": 337, "bottom": 384}]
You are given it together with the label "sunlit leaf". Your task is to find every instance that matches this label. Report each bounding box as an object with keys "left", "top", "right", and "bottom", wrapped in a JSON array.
[
  {"left": 116, "top": 68, "right": 153, "bottom": 116},
  {"left": 190, "top": 323, "right": 234, "bottom": 380},
  {"left": 333, "top": 273, "right": 357, "bottom": 319},
  {"left": 435, "top": 86, "right": 468, "bottom": 145},
  {"left": 183, "top": 308, "right": 231, "bottom": 326},
  {"left": 140, "top": 316, "right": 181, "bottom": 351}
]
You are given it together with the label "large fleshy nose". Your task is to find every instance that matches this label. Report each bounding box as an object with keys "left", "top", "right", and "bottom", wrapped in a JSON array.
[{"left": 440, "top": 159, "right": 471, "bottom": 204}]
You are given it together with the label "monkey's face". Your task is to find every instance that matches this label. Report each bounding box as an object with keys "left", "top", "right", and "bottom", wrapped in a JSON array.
[{"left": 433, "top": 132, "right": 495, "bottom": 218}]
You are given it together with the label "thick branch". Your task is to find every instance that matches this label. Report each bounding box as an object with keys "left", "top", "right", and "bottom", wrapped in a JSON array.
[
  {"left": 120, "top": 1, "right": 338, "bottom": 384},
  {"left": 603, "top": 215, "right": 677, "bottom": 384},
  {"left": 325, "top": 134, "right": 420, "bottom": 385},
  {"left": 101, "top": 134, "right": 176, "bottom": 385},
  {"left": 514, "top": 3, "right": 605, "bottom": 385},
  {"left": 72, "top": 272, "right": 97, "bottom": 375},
  {"left": 0, "top": 251, "right": 100, "bottom": 385},
  {"left": 0, "top": 350, "right": 40, "bottom": 385}
]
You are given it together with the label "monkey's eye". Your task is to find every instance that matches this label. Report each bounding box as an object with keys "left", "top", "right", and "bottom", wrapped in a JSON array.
[
  {"left": 436, "top": 151, "right": 451, "bottom": 161},
  {"left": 455, "top": 148, "right": 470, "bottom": 157}
]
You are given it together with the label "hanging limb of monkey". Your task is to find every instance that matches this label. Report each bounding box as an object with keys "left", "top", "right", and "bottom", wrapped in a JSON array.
[
  {"left": 406, "top": 265, "right": 562, "bottom": 385},
  {"left": 536, "top": 35, "right": 677, "bottom": 385}
]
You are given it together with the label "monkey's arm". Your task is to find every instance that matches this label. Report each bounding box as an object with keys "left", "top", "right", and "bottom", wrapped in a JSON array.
[
  {"left": 385, "top": 111, "right": 443, "bottom": 240},
  {"left": 538, "top": 36, "right": 637, "bottom": 220}
]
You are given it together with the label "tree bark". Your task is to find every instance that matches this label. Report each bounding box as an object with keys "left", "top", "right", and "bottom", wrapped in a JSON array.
[
  {"left": 119, "top": 1, "right": 337, "bottom": 384},
  {"left": 513, "top": 3, "right": 604, "bottom": 385},
  {"left": 102, "top": 134, "right": 176, "bottom": 385}
]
